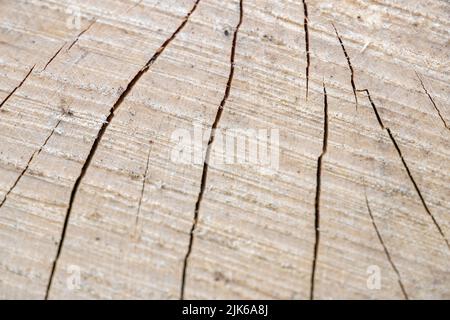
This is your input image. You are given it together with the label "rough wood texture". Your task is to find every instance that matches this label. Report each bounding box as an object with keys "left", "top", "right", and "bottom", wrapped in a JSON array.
[{"left": 0, "top": 0, "right": 449, "bottom": 299}]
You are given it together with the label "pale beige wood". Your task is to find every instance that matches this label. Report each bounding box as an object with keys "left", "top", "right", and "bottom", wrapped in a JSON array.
[{"left": 0, "top": 0, "right": 449, "bottom": 300}]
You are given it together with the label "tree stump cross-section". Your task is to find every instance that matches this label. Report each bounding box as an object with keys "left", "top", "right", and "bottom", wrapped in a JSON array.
[{"left": 0, "top": 0, "right": 449, "bottom": 299}]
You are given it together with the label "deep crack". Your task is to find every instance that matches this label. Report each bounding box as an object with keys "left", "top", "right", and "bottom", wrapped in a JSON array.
[
  {"left": 332, "top": 23, "right": 358, "bottom": 109},
  {"left": 44, "top": 0, "right": 202, "bottom": 299},
  {"left": 179, "top": 0, "right": 244, "bottom": 300},
  {"left": 358, "top": 89, "right": 449, "bottom": 250},
  {"left": 302, "top": 0, "right": 310, "bottom": 100},
  {"left": 365, "top": 193, "right": 409, "bottom": 299},
  {"left": 310, "top": 82, "right": 329, "bottom": 300}
]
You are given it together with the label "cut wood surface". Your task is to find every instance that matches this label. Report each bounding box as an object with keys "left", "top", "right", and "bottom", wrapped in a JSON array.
[{"left": 0, "top": 0, "right": 449, "bottom": 299}]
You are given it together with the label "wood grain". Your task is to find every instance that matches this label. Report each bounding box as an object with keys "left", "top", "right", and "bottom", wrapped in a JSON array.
[{"left": 0, "top": 0, "right": 448, "bottom": 299}]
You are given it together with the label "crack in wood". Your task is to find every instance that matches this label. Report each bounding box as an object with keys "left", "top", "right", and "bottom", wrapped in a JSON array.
[
  {"left": 310, "top": 82, "right": 329, "bottom": 300},
  {"left": 66, "top": 19, "right": 97, "bottom": 52},
  {"left": 42, "top": 43, "right": 67, "bottom": 72},
  {"left": 134, "top": 143, "right": 153, "bottom": 229},
  {"left": 134, "top": 119, "right": 165, "bottom": 230},
  {"left": 365, "top": 193, "right": 409, "bottom": 299},
  {"left": 303, "top": 0, "right": 310, "bottom": 101},
  {"left": 0, "top": 65, "right": 35, "bottom": 110},
  {"left": 179, "top": 0, "right": 244, "bottom": 300},
  {"left": 44, "top": 0, "right": 202, "bottom": 299},
  {"left": 127, "top": 0, "right": 145, "bottom": 13},
  {"left": 357, "top": 89, "right": 384, "bottom": 129},
  {"left": 386, "top": 128, "right": 450, "bottom": 250},
  {"left": 415, "top": 72, "right": 449, "bottom": 131},
  {"left": 358, "top": 89, "right": 450, "bottom": 250},
  {"left": 332, "top": 23, "right": 358, "bottom": 110},
  {"left": 0, "top": 118, "right": 62, "bottom": 209}
]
